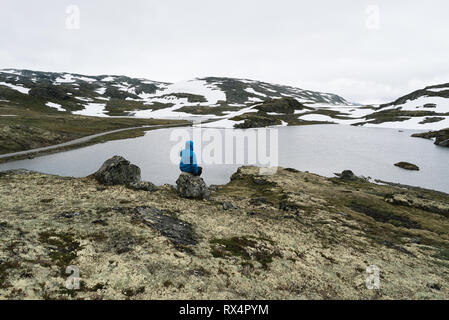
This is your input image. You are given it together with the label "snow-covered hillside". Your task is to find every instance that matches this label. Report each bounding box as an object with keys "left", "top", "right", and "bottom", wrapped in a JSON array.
[
  {"left": 0, "top": 69, "right": 352, "bottom": 123},
  {"left": 356, "top": 83, "right": 449, "bottom": 131},
  {"left": 1, "top": 68, "right": 448, "bottom": 130}
]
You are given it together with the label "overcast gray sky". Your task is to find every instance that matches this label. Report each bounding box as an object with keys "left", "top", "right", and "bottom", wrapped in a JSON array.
[{"left": 1, "top": 0, "right": 448, "bottom": 104}]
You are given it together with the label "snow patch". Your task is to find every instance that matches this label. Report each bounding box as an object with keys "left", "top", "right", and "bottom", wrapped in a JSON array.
[
  {"left": 160, "top": 80, "right": 226, "bottom": 104},
  {"left": 46, "top": 102, "right": 66, "bottom": 112},
  {"left": 101, "top": 76, "right": 115, "bottom": 82},
  {"left": 73, "top": 76, "right": 96, "bottom": 83},
  {"left": 0, "top": 82, "right": 30, "bottom": 94},
  {"left": 95, "top": 87, "right": 107, "bottom": 95},
  {"left": 245, "top": 87, "right": 267, "bottom": 97},
  {"left": 55, "top": 74, "right": 76, "bottom": 84},
  {"left": 73, "top": 103, "right": 108, "bottom": 117},
  {"left": 198, "top": 119, "right": 244, "bottom": 129},
  {"left": 75, "top": 97, "right": 94, "bottom": 102}
]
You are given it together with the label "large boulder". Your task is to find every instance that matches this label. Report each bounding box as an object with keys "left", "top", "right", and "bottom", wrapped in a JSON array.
[
  {"left": 176, "top": 173, "right": 210, "bottom": 200},
  {"left": 94, "top": 156, "right": 141, "bottom": 186},
  {"left": 335, "top": 170, "right": 357, "bottom": 180}
]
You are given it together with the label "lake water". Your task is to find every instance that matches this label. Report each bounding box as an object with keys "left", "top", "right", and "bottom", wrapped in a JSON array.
[{"left": 1, "top": 125, "right": 449, "bottom": 193}]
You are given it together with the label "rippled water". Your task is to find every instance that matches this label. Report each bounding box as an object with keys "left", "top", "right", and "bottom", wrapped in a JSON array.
[{"left": 1, "top": 125, "right": 448, "bottom": 193}]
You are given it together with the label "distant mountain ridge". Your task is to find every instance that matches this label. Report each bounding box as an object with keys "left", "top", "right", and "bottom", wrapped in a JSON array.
[
  {"left": 0, "top": 68, "right": 351, "bottom": 119},
  {"left": 1, "top": 68, "right": 448, "bottom": 131},
  {"left": 381, "top": 83, "right": 449, "bottom": 108}
]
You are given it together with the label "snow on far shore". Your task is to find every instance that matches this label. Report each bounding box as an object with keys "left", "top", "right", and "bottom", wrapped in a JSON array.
[
  {"left": 55, "top": 74, "right": 75, "bottom": 84},
  {"left": 198, "top": 119, "right": 244, "bottom": 129},
  {"left": 160, "top": 79, "right": 226, "bottom": 105},
  {"left": 245, "top": 87, "right": 267, "bottom": 97},
  {"left": 363, "top": 116, "right": 449, "bottom": 131},
  {"left": 0, "top": 82, "right": 30, "bottom": 94},
  {"left": 46, "top": 102, "right": 66, "bottom": 112},
  {"left": 95, "top": 87, "right": 107, "bottom": 95},
  {"left": 101, "top": 76, "right": 115, "bottom": 82},
  {"left": 383, "top": 96, "right": 449, "bottom": 114},
  {"left": 73, "top": 103, "right": 108, "bottom": 117},
  {"left": 426, "top": 86, "right": 449, "bottom": 93}
]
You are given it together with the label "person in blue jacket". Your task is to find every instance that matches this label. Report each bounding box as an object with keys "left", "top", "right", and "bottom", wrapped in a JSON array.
[{"left": 180, "top": 140, "right": 202, "bottom": 176}]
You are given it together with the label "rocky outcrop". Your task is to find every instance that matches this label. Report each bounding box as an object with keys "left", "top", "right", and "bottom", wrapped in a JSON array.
[
  {"left": 233, "top": 114, "right": 282, "bottom": 129},
  {"left": 94, "top": 156, "right": 141, "bottom": 186},
  {"left": 254, "top": 97, "right": 309, "bottom": 114},
  {"left": 394, "top": 162, "right": 420, "bottom": 171},
  {"left": 412, "top": 128, "right": 449, "bottom": 147},
  {"left": 176, "top": 172, "right": 210, "bottom": 200}
]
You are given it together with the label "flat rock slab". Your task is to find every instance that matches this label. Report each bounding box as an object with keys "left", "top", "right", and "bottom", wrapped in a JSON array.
[{"left": 136, "top": 206, "right": 196, "bottom": 249}]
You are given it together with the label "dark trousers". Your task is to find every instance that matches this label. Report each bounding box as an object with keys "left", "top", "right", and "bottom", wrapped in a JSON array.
[{"left": 194, "top": 166, "right": 203, "bottom": 177}]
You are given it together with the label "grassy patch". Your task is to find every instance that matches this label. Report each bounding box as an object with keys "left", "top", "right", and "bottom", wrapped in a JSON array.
[
  {"left": 0, "top": 260, "right": 20, "bottom": 288},
  {"left": 38, "top": 231, "right": 81, "bottom": 275},
  {"left": 0, "top": 109, "right": 188, "bottom": 156},
  {"left": 215, "top": 174, "right": 283, "bottom": 208},
  {"left": 433, "top": 248, "right": 449, "bottom": 261},
  {"left": 210, "top": 236, "right": 280, "bottom": 269},
  {"left": 105, "top": 99, "right": 174, "bottom": 116},
  {"left": 175, "top": 105, "right": 241, "bottom": 116},
  {"left": 349, "top": 200, "right": 422, "bottom": 229}
]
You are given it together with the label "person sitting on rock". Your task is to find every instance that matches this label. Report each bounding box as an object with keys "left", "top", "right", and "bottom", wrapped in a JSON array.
[{"left": 180, "top": 140, "right": 202, "bottom": 176}]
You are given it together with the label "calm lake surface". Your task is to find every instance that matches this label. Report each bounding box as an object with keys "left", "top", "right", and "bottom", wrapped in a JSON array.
[{"left": 1, "top": 125, "right": 449, "bottom": 193}]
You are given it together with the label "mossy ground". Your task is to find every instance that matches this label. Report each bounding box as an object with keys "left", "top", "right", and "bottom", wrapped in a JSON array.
[{"left": 1, "top": 167, "right": 449, "bottom": 299}]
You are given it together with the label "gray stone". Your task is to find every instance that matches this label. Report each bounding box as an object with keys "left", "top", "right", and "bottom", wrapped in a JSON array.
[
  {"left": 222, "top": 201, "right": 237, "bottom": 210},
  {"left": 127, "top": 181, "right": 158, "bottom": 192},
  {"left": 60, "top": 211, "right": 81, "bottom": 218},
  {"left": 94, "top": 156, "right": 141, "bottom": 186},
  {"left": 176, "top": 172, "right": 210, "bottom": 200},
  {"left": 335, "top": 170, "right": 357, "bottom": 180}
]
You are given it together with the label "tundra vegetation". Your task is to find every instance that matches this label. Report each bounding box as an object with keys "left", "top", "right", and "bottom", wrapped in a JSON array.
[{"left": 1, "top": 166, "right": 449, "bottom": 299}]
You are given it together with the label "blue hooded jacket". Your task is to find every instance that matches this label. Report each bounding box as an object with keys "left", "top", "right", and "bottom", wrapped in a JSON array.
[{"left": 180, "top": 140, "right": 199, "bottom": 175}]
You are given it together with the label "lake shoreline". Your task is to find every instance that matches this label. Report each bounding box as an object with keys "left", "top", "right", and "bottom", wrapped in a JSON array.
[
  {"left": 1, "top": 124, "right": 448, "bottom": 193},
  {"left": 0, "top": 122, "right": 192, "bottom": 164}
]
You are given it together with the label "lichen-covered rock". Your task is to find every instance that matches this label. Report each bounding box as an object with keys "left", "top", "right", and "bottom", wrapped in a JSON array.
[
  {"left": 94, "top": 156, "right": 141, "bottom": 186},
  {"left": 127, "top": 181, "right": 158, "bottom": 192},
  {"left": 222, "top": 201, "right": 237, "bottom": 210},
  {"left": 176, "top": 173, "right": 210, "bottom": 200}
]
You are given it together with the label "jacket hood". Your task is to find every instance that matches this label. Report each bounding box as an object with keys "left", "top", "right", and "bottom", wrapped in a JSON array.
[{"left": 185, "top": 140, "right": 194, "bottom": 151}]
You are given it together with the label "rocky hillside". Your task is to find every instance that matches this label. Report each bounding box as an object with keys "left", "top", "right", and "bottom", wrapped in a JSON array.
[
  {"left": 1, "top": 164, "right": 449, "bottom": 300},
  {"left": 0, "top": 69, "right": 350, "bottom": 119},
  {"left": 2, "top": 68, "right": 449, "bottom": 131}
]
